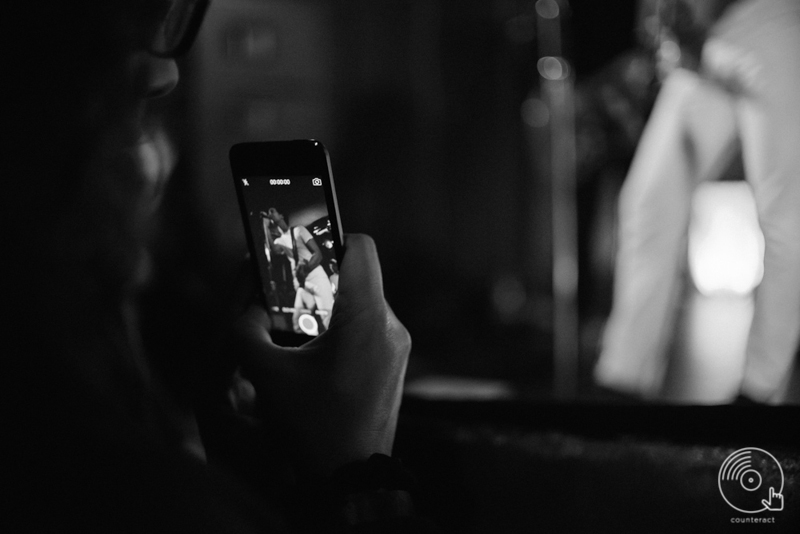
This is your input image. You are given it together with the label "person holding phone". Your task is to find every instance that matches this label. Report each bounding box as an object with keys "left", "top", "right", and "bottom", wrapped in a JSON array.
[{"left": 3, "top": 1, "right": 434, "bottom": 532}]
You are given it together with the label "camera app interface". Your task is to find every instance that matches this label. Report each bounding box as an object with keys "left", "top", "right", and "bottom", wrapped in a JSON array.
[{"left": 239, "top": 175, "right": 338, "bottom": 336}]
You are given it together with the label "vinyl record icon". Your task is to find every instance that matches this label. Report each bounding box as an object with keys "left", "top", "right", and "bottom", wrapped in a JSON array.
[{"left": 718, "top": 448, "right": 784, "bottom": 513}]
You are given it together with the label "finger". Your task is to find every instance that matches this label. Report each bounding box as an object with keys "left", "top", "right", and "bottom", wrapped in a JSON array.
[
  {"left": 234, "top": 304, "right": 303, "bottom": 380},
  {"left": 336, "top": 234, "right": 385, "bottom": 311},
  {"left": 235, "top": 304, "right": 273, "bottom": 354},
  {"left": 229, "top": 254, "right": 260, "bottom": 315},
  {"left": 333, "top": 234, "right": 410, "bottom": 347}
]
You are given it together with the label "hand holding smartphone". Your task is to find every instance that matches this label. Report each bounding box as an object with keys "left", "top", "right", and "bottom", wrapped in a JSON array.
[
  {"left": 230, "top": 140, "right": 344, "bottom": 346},
  {"left": 231, "top": 145, "right": 412, "bottom": 475}
]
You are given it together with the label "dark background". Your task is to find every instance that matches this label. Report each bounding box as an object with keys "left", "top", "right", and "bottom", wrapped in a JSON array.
[{"left": 151, "top": 0, "right": 646, "bottom": 400}]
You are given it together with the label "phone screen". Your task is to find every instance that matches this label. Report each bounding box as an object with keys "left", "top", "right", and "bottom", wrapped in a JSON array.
[{"left": 237, "top": 173, "right": 340, "bottom": 337}]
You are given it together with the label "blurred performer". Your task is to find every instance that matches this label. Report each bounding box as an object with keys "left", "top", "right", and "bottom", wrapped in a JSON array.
[
  {"left": 265, "top": 208, "right": 335, "bottom": 330},
  {"left": 595, "top": 0, "right": 800, "bottom": 403}
]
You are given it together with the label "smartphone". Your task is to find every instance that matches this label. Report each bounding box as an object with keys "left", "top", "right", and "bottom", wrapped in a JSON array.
[{"left": 230, "top": 140, "right": 344, "bottom": 347}]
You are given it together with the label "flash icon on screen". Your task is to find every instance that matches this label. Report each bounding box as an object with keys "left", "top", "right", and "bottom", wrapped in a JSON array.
[
  {"left": 312, "top": 178, "right": 322, "bottom": 186},
  {"left": 242, "top": 179, "right": 250, "bottom": 187}
]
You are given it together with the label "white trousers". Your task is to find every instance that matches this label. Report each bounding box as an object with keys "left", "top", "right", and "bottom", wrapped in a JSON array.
[{"left": 595, "top": 0, "right": 800, "bottom": 403}]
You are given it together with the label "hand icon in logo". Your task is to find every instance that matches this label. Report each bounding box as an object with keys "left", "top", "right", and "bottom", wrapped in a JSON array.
[{"left": 761, "top": 487, "right": 783, "bottom": 512}]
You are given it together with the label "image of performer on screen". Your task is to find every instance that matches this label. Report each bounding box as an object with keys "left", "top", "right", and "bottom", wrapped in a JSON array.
[
  {"left": 261, "top": 208, "right": 335, "bottom": 332},
  {"left": 258, "top": 211, "right": 294, "bottom": 316}
]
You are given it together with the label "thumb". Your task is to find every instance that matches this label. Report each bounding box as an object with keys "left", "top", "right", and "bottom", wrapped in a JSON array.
[
  {"left": 234, "top": 304, "right": 302, "bottom": 381},
  {"left": 229, "top": 255, "right": 261, "bottom": 316}
]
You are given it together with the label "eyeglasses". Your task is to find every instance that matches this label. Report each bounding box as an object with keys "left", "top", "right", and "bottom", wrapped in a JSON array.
[{"left": 148, "top": 0, "right": 211, "bottom": 58}]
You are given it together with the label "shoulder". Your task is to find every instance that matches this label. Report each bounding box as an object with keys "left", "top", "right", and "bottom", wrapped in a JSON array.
[{"left": 296, "top": 226, "right": 313, "bottom": 241}]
